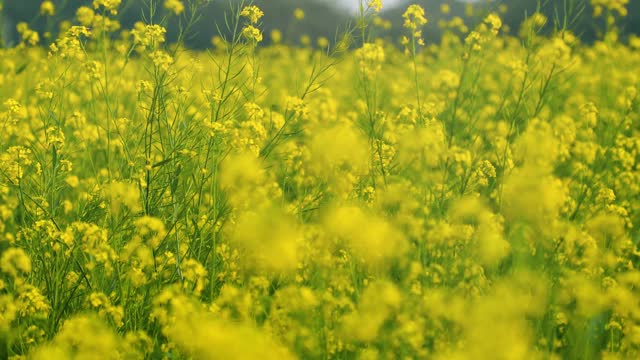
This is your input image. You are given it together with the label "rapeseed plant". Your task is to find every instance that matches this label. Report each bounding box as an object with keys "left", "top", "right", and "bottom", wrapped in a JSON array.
[{"left": 0, "top": 0, "right": 639, "bottom": 358}]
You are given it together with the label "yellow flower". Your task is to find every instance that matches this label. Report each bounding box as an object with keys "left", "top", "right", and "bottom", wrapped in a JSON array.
[
  {"left": 240, "top": 5, "right": 264, "bottom": 24},
  {"left": 367, "top": 0, "right": 383, "bottom": 13},
  {"left": 89, "top": 292, "right": 109, "bottom": 308},
  {"left": 484, "top": 13, "right": 503, "bottom": 35},
  {"left": 32, "top": 316, "right": 119, "bottom": 358},
  {"left": 341, "top": 281, "right": 401, "bottom": 341},
  {"left": 16, "top": 22, "right": 39, "bottom": 46},
  {"left": 131, "top": 23, "right": 167, "bottom": 49},
  {"left": 324, "top": 205, "right": 407, "bottom": 265},
  {"left": 65, "top": 175, "right": 80, "bottom": 188},
  {"left": 294, "top": 8, "right": 305, "bottom": 21},
  {"left": 1, "top": 248, "right": 31, "bottom": 278},
  {"left": 242, "top": 25, "right": 263, "bottom": 43},
  {"left": 164, "top": 0, "right": 185, "bottom": 15},
  {"left": 4, "top": 99, "right": 24, "bottom": 119},
  {"left": 271, "top": 29, "right": 282, "bottom": 44},
  {"left": 355, "top": 43, "right": 386, "bottom": 77},
  {"left": 0, "top": 296, "right": 17, "bottom": 332},
  {"left": 300, "top": 34, "right": 311, "bottom": 46},
  {"left": 317, "top": 36, "right": 329, "bottom": 49},
  {"left": 104, "top": 181, "right": 142, "bottom": 214},
  {"left": 133, "top": 216, "right": 167, "bottom": 249},
  {"left": 181, "top": 259, "right": 208, "bottom": 295},
  {"left": 40, "top": 1, "right": 55, "bottom": 16},
  {"left": 285, "top": 96, "right": 308, "bottom": 117},
  {"left": 76, "top": 6, "right": 95, "bottom": 26},
  {"left": 403, "top": 4, "right": 428, "bottom": 32},
  {"left": 592, "top": 0, "right": 629, "bottom": 17},
  {"left": 149, "top": 50, "right": 174, "bottom": 71},
  {"left": 93, "top": 0, "right": 121, "bottom": 15}
]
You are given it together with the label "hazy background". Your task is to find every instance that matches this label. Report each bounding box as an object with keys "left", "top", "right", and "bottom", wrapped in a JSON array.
[
  {"left": 338, "top": 0, "right": 482, "bottom": 12},
  {"left": 338, "top": 0, "right": 403, "bottom": 12},
  {"left": 1, "top": 0, "right": 639, "bottom": 48}
]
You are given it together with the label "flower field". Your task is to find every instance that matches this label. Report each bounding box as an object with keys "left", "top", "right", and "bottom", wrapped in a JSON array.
[{"left": 1, "top": 0, "right": 640, "bottom": 358}]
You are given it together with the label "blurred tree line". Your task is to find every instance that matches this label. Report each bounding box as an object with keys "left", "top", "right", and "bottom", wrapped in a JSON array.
[
  {"left": 0, "top": 0, "right": 352, "bottom": 47},
  {"left": 1, "top": 0, "right": 638, "bottom": 48},
  {"left": 383, "top": 0, "right": 640, "bottom": 43}
]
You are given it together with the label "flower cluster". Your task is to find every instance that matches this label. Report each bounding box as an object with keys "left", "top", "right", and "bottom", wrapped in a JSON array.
[
  {"left": 403, "top": 4, "right": 428, "bottom": 34},
  {"left": 240, "top": 5, "right": 264, "bottom": 24}
]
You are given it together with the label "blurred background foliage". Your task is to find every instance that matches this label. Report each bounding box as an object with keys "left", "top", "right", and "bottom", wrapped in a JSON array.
[{"left": 1, "top": 0, "right": 639, "bottom": 48}]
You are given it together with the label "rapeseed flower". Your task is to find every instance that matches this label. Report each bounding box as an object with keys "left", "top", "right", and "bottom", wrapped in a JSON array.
[
  {"left": 1, "top": 248, "right": 31, "bottom": 278},
  {"left": 242, "top": 25, "right": 263, "bottom": 43},
  {"left": 93, "top": 0, "right": 121, "bottom": 15},
  {"left": 240, "top": 5, "right": 264, "bottom": 24},
  {"left": 164, "top": 0, "right": 185, "bottom": 15},
  {"left": 367, "top": 0, "right": 383, "bottom": 13},
  {"left": 40, "top": 1, "right": 55, "bottom": 16},
  {"left": 403, "top": 4, "right": 427, "bottom": 33}
]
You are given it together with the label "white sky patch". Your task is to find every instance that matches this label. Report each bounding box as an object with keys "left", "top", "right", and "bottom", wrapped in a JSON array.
[
  {"left": 337, "top": 0, "right": 481, "bottom": 13},
  {"left": 337, "top": 0, "right": 401, "bottom": 12}
]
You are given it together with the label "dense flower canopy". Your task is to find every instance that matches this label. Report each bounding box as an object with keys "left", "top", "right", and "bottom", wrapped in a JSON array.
[{"left": 1, "top": 1, "right": 640, "bottom": 359}]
